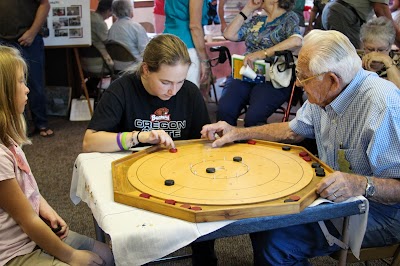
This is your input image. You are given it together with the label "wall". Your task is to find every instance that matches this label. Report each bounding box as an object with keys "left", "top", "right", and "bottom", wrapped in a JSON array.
[{"left": 133, "top": 7, "right": 153, "bottom": 24}]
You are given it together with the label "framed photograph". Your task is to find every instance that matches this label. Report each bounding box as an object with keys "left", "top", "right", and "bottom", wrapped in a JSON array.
[
  {"left": 69, "top": 28, "right": 83, "bottom": 38},
  {"left": 44, "top": 1, "right": 90, "bottom": 46},
  {"left": 67, "top": 5, "right": 81, "bottom": 17}
]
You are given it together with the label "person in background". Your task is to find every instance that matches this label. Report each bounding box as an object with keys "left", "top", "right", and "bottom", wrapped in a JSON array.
[
  {"left": 208, "top": 0, "right": 221, "bottom": 25},
  {"left": 292, "top": 0, "right": 306, "bottom": 34},
  {"left": 305, "top": 0, "right": 327, "bottom": 34},
  {"left": 321, "top": 0, "right": 400, "bottom": 49},
  {"left": 0, "top": 0, "right": 54, "bottom": 137},
  {"left": 360, "top": 16, "right": 400, "bottom": 87},
  {"left": 201, "top": 29, "right": 400, "bottom": 265},
  {"left": 153, "top": 0, "right": 166, "bottom": 34},
  {"left": 91, "top": 0, "right": 114, "bottom": 69},
  {"left": 87, "top": 0, "right": 114, "bottom": 94},
  {"left": 108, "top": 0, "right": 149, "bottom": 66},
  {"left": 0, "top": 45, "right": 114, "bottom": 266},
  {"left": 82, "top": 33, "right": 216, "bottom": 265},
  {"left": 164, "top": 0, "right": 211, "bottom": 88},
  {"left": 217, "top": 0, "right": 302, "bottom": 127}
]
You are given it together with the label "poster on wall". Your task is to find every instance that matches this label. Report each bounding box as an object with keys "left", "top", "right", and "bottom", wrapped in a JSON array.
[{"left": 43, "top": 0, "right": 91, "bottom": 47}]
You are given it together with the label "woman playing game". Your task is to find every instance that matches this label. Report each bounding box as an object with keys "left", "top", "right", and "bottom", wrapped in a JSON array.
[
  {"left": 0, "top": 46, "right": 114, "bottom": 265},
  {"left": 83, "top": 34, "right": 211, "bottom": 152},
  {"left": 82, "top": 34, "right": 217, "bottom": 265}
]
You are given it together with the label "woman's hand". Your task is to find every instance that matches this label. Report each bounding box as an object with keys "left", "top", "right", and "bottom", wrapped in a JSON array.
[
  {"left": 138, "top": 130, "right": 175, "bottom": 148},
  {"left": 243, "top": 50, "right": 266, "bottom": 68},
  {"left": 362, "top": 51, "right": 392, "bottom": 72},
  {"left": 200, "top": 61, "right": 211, "bottom": 84},
  {"left": 39, "top": 197, "right": 69, "bottom": 239}
]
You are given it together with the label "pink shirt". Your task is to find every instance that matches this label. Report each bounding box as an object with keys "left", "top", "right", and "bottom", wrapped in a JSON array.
[{"left": 0, "top": 140, "right": 40, "bottom": 265}]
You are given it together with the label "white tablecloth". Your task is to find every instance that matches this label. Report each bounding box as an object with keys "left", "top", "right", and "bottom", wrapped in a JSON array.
[{"left": 70, "top": 152, "right": 368, "bottom": 266}]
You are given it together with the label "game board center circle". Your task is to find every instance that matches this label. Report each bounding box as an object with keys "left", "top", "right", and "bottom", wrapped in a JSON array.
[{"left": 190, "top": 159, "right": 249, "bottom": 179}]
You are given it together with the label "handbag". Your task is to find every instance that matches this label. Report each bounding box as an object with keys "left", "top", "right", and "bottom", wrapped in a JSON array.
[{"left": 268, "top": 50, "right": 296, "bottom": 89}]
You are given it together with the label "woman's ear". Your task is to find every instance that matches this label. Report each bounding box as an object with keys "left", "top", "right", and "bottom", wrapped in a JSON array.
[{"left": 142, "top": 63, "right": 150, "bottom": 77}]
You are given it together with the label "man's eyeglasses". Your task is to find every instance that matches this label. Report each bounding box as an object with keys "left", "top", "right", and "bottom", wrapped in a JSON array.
[{"left": 295, "top": 70, "right": 327, "bottom": 86}]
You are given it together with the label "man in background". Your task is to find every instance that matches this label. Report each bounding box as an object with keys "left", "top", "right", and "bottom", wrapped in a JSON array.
[{"left": 0, "top": 0, "right": 53, "bottom": 137}]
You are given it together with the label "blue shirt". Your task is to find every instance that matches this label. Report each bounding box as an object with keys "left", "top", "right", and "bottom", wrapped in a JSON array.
[
  {"left": 289, "top": 69, "right": 400, "bottom": 178},
  {"left": 164, "top": 0, "right": 208, "bottom": 49},
  {"left": 237, "top": 11, "right": 300, "bottom": 54}
]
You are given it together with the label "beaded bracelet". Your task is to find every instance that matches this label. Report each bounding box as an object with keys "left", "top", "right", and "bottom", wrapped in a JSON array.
[
  {"left": 116, "top": 132, "right": 124, "bottom": 151},
  {"left": 121, "top": 132, "right": 129, "bottom": 150}
]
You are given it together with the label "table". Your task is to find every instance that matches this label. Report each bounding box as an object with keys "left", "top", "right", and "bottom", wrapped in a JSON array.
[
  {"left": 70, "top": 151, "right": 368, "bottom": 266},
  {"left": 206, "top": 38, "right": 246, "bottom": 79}
]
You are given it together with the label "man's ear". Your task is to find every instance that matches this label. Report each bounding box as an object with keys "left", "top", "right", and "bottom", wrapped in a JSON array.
[{"left": 329, "top": 72, "right": 342, "bottom": 93}]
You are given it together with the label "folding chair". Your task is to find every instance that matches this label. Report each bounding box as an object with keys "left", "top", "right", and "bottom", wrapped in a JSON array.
[
  {"left": 78, "top": 45, "right": 114, "bottom": 105},
  {"left": 139, "top": 22, "right": 155, "bottom": 33},
  {"left": 105, "top": 40, "right": 137, "bottom": 75}
]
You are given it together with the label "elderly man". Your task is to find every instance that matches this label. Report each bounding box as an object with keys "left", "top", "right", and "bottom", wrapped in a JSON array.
[{"left": 201, "top": 30, "right": 400, "bottom": 265}]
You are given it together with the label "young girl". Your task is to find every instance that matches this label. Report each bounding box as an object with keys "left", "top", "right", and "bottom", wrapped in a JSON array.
[{"left": 0, "top": 46, "right": 114, "bottom": 265}]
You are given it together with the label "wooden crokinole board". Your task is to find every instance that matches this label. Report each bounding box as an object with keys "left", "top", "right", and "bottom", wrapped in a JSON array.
[{"left": 112, "top": 139, "right": 333, "bottom": 222}]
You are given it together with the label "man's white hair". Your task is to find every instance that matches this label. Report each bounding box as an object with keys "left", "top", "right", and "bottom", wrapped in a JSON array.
[{"left": 304, "top": 30, "right": 361, "bottom": 84}]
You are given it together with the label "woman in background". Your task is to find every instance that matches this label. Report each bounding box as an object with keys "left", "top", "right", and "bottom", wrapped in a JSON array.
[
  {"left": 163, "top": 0, "right": 211, "bottom": 88},
  {"left": 360, "top": 16, "right": 400, "bottom": 88},
  {"left": 217, "top": 0, "right": 302, "bottom": 127}
]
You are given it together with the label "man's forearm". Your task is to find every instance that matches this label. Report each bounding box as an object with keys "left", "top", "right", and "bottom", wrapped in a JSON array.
[{"left": 237, "top": 122, "right": 304, "bottom": 143}]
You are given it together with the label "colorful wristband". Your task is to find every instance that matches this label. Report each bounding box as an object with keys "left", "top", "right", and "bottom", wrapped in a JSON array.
[
  {"left": 116, "top": 132, "right": 124, "bottom": 151},
  {"left": 121, "top": 132, "right": 129, "bottom": 150}
]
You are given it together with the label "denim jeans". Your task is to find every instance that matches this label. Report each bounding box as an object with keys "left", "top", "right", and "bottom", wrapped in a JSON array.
[
  {"left": 217, "top": 76, "right": 292, "bottom": 127},
  {"left": 0, "top": 35, "right": 48, "bottom": 129},
  {"left": 250, "top": 201, "right": 400, "bottom": 265}
]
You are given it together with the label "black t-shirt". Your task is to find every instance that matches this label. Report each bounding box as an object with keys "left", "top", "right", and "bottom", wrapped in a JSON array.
[
  {"left": 88, "top": 74, "right": 211, "bottom": 144},
  {"left": 0, "top": 0, "right": 40, "bottom": 40}
]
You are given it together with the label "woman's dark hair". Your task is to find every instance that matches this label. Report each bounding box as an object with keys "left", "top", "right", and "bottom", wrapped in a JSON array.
[{"left": 279, "top": 0, "right": 295, "bottom": 11}]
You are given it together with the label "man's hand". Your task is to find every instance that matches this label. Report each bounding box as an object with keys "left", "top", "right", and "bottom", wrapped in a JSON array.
[
  {"left": 316, "top": 171, "right": 365, "bottom": 202},
  {"left": 18, "top": 29, "right": 36, "bottom": 46},
  {"left": 200, "top": 121, "right": 237, "bottom": 147}
]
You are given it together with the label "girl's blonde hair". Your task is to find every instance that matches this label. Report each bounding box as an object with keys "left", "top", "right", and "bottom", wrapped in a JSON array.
[{"left": 0, "top": 45, "right": 30, "bottom": 147}]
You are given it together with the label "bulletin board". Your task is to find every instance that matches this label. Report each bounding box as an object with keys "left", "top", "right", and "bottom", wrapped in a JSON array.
[{"left": 44, "top": 0, "right": 91, "bottom": 47}]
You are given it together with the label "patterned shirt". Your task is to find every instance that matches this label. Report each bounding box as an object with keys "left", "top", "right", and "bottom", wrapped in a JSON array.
[
  {"left": 289, "top": 69, "right": 400, "bottom": 178},
  {"left": 237, "top": 11, "right": 301, "bottom": 55}
]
